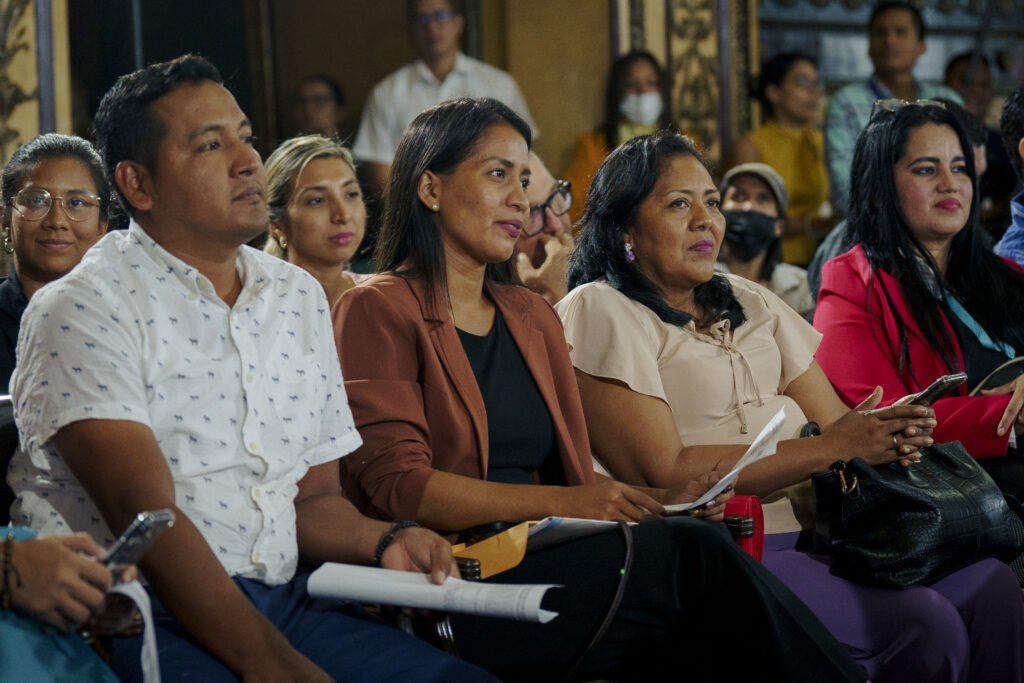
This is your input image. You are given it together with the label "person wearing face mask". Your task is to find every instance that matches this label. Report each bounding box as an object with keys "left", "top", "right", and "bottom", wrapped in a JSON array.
[
  {"left": 563, "top": 51, "right": 692, "bottom": 224},
  {"left": 716, "top": 163, "right": 814, "bottom": 318}
]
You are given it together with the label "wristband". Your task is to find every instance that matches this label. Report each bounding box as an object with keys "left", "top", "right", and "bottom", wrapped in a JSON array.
[{"left": 373, "top": 520, "right": 420, "bottom": 567}]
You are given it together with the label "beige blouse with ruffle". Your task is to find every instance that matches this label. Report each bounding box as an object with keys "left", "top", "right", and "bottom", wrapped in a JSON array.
[{"left": 556, "top": 276, "right": 823, "bottom": 532}]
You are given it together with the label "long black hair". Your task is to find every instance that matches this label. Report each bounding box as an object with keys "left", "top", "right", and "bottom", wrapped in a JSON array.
[
  {"left": 602, "top": 51, "right": 673, "bottom": 149},
  {"left": 374, "top": 97, "right": 531, "bottom": 307},
  {"left": 843, "top": 102, "right": 1024, "bottom": 387},
  {"left": 568, "top": 130, "right": 745, "bottom": 329}
]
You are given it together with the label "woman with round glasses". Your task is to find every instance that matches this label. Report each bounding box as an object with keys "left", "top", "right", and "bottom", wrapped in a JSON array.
[
  {"left": 0, "top": 134, "right": 110, "bottom": 391},
  {"left": 730, "top": 52, "right": 830, "bottom": 266},
  {"left": 514, "top": 152, "right": 572, "bottom": 304},
  {"left": 815, "top": 101, "right": 1024, "bottom": 502},
  {"left": 263, "top": 135, "right": 367, "bottom": 309}
]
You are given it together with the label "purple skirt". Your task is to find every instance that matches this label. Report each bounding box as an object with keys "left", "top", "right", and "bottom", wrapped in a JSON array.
[{"left": 764, "top": 532, "right": 1024, "bottom": 682}]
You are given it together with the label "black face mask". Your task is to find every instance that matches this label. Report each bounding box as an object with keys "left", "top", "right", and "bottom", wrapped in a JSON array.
[{"left": 722, "top": 210, "right": 778, "bottom": 262}]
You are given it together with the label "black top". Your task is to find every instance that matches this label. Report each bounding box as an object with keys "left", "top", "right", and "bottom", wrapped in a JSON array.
[
  {"left": 456, "top": 308, "right": 559, "bottom": 486},
  {"left": 942, "top": 300, "right": 1012, "bottom": 388},
  {"left": 0, "top": 271, "right": 27, "bottom": 394}
]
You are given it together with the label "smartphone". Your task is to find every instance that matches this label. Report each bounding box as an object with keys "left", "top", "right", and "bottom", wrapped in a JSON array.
[
  {"left": 104, "top": 509, "right": 176, "bottom": 567},
  {"left": 908, "top": 372, "right": 968, "bottom": 406}
]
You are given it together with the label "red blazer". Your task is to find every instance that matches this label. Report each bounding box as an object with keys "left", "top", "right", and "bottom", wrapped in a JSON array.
[
  {"left": 814, "top": 244, "right": 1011, "bottom": 459},
  {"left": 332, "top": 274, "right": 595, "bottom": 523}
]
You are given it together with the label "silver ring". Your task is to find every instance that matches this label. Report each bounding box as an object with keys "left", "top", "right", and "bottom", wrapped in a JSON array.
[{"left": 892, "top": 434, "right": 899, "bottom": 451}]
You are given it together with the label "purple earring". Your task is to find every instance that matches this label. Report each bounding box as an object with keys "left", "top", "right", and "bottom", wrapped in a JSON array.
[{"left": 624, "top": 242, "right": 636, "bottom": 263}]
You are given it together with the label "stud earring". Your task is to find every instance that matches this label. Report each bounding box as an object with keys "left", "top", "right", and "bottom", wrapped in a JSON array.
[
  {"left": 431, "top": 204, "right": 439, "bottom": 212},
  {"left": 2, "top": 234, "right": 12, "bottom": 255},
  {"left": 624, "top": 242, "right": 636, "bottom": 263},
  {"left": 278, "top": 235, "right": 288, "bottom": 249}
]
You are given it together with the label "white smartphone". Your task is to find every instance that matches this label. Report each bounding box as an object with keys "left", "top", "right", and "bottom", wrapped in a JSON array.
[{"left": 104, "top": 509, "right": 175, "bottom": 567}]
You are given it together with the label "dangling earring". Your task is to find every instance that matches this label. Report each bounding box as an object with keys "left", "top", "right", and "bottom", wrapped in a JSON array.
[
  {"left": 2, "top": 233, "right": 13, "bottom": 255},
  {"left": 624, "top": 242, "right": 636, "bottom": 263},
  {"left": 278, "top": 235, "right": 288, "bottom": 249}
]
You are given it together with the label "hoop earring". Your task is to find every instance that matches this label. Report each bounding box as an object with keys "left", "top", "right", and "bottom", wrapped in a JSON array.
[
  {"left": 2, "top": 235, "right": 13, "bottom": 255},
  {"left": 624, "top": 242, "right": 636, "bottom": 263}
]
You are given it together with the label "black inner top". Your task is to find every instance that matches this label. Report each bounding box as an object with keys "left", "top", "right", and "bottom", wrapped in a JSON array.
[
  {"left": 456, "top": 308, "right": 559, "bottom": 486},
  {"left": 942, "top": 301, "right": 1012, "bottom": 388}
]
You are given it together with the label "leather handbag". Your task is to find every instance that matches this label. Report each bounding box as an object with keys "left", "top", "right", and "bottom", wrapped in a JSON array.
[{"left": 811, "top": 441, "right": 1023, "bottom": 588}]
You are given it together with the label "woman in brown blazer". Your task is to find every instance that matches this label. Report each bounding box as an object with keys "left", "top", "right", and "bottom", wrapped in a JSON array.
[{"left": 332, "top": 97, "right": 866, "bottom": 683}]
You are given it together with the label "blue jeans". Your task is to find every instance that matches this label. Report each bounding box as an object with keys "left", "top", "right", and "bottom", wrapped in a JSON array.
[{"left": 110, "top": 573, "right": 496, "bottom": 682}]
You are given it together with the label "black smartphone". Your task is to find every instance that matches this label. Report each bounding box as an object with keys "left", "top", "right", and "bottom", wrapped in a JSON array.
[
  {"left": 909, "top": 372, "right": 968, "bottom": 406},
  {"left": 104, "top": 509, "right": 176, "bottom": 567}
]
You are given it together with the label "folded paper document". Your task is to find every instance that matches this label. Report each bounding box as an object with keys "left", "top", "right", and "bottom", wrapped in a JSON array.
[{"left": 307, "top": 563, "right": 559, "bottom": 623}]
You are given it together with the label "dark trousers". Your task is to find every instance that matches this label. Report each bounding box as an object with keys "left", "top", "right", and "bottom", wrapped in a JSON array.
[
  {"left": 980, "top": 449, "right": 1024, "bottom": 502},
  {"left": 110, "top": 573, "right": 496, "bottom": 682},
  {"left": 453, "top": 516, "right": 866, "bottom": 683}
]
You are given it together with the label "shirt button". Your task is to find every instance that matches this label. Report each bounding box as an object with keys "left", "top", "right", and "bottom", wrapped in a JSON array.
[
  {"left": 253, "top": 488, "right": 262, "bottom": 499},
  {"left": 253, "top": 552, "right": 261, "bottom": 563},
  {"left": 188, "top": 292, "right": 198, "bottom": 301},
  {"left": 246, "top": 373, "right": 254, "bottom": 384},
  {"left": 248, "top": 441, "right": 260, "bottom": 453}
]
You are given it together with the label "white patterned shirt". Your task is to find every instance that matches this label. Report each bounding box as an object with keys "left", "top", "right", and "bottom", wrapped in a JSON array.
[{"left": 8, "top": 221, "right": 361, "bottom": 585}]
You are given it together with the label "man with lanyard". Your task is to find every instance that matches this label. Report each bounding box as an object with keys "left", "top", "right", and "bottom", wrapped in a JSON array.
[{"left": 825, "top": 1, "right": 961, "bottom": 216}]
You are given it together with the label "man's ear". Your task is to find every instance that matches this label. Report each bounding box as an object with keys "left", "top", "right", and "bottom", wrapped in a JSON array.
[
  {"left": 1017, "top": 137, "right": 1024, "bottom": 164},
  {"left": 115, "top": 161, "right": 153, "bottom": 213},
  {"left": 416, "top": 170, "right": 442, "bottom": 212},
  {"left": 453, "top": 13, "right": 465, "bottom": 38},
  {"left": 774, "top": 218, "right": 785, "bottom": 238}
]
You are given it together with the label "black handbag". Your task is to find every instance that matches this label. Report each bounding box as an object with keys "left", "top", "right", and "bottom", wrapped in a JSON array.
[{"left": 811, "top": 441, "right": 1023, "bottom": 588}]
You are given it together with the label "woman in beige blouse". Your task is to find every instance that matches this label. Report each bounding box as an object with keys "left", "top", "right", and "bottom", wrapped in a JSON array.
[{"left": 555, "top": 129, "right": 1024, "bottom": 683}]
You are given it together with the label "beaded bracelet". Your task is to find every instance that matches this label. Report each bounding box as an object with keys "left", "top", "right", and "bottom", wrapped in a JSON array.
[
  {"left": 0, "top": 531, "right": 13, "bottom": 610},
  {"left": 373, "top": 520, "right": 420, "bottom": 567}
]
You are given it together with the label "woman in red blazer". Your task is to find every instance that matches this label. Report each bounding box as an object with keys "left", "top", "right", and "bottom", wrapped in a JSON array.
[
  {"left": 333, "top": 97, "right": 867, "bottom": 683},
  {"left": 815, "top": 101, "right": 1024, "bottom": 500}
]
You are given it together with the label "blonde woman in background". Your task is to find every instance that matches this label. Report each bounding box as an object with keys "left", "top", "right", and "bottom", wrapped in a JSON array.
[{"left": 264, "top": 135, "right": 368, "bottom": 308}]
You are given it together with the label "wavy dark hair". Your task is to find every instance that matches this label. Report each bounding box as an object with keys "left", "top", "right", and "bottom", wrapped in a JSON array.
[
  {"left": 603, "top": 51, "right": 673, "bottom": 149},
  {"left": 568, "top": 130, "right": 745, "bottom": 329},
  {"left": 374, "top": 97, "right": 531, "bottom": 308},
  {"left": 842, "top": 103, "right": 1024, "bottom": 388}
]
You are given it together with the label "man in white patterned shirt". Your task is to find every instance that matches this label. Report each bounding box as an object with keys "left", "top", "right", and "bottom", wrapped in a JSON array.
[{"left": 9, "top": 55, "right": 494, "bottom": 682}]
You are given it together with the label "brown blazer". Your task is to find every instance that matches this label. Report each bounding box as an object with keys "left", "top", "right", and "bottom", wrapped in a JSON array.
[{"left": 332, "top": 274, "right": 595, "bottom": 522}]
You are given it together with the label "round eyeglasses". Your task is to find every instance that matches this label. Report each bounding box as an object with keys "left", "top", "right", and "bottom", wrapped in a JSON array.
[
  {"left": 524, "top": 179, "right": 572, "bottom": 238},
  {"left": 10, "top": 187, "right": 102, "bottom": 222}
]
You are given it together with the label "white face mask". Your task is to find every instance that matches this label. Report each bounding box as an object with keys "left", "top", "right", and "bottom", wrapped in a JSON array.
[{"left": 619, "top": 92, "right": 663, "bottom": 126}]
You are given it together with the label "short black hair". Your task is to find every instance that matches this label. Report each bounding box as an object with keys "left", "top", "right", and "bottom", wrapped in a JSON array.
[
  {"left": 869, "top": 1, "right": 925, "bottom": 41},
  {"left": 944, "top": 51, "right": 990, "bottom": 83},
  {"left": 405, "top": 0, "right": 460, "bottom": 18},
  {"left": 2, "top": 133, "right": 112, "bottom": 221},
  {"left": 1001, "top": 86, "right": 1024, "bottom": 185},
  {"left": 92, "top": 54, "right": 223, "bottom": 217},
  {"left": 753, "top": 52, "right": 817, "bottom": 120},
  {"left": 296, "top": 74, "right": 345, "bottom": 107}
]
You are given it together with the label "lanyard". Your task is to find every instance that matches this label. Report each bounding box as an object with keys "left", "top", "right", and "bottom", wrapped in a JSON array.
[{"left": 945, "top": 292, "right": 1016, "bottom": 359}]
